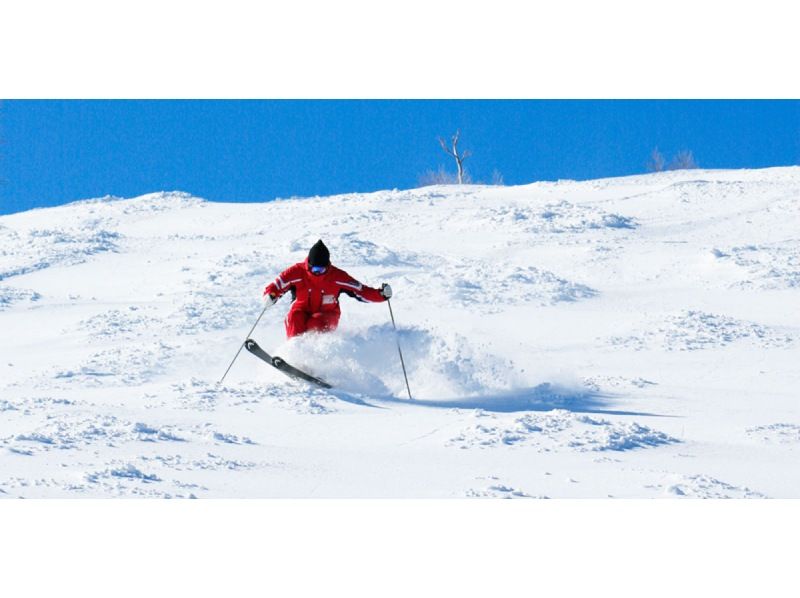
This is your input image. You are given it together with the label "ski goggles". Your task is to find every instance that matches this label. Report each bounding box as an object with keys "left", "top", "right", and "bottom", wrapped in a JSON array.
[{"left": 310, "top": 265, "right": 328, "bottom": 275}]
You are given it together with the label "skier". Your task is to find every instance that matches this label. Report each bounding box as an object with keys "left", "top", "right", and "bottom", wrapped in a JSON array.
[{"left": 263, "top": 239, "right": 392, "bottom": 338}]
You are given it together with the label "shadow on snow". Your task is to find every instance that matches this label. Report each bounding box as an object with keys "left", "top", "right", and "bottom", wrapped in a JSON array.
[{"left": 334, "top": 383, "right": 671, "bottom": 418}]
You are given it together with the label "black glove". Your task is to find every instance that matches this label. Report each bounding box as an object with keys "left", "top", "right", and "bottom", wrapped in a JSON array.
[{"left": 380, "top": 283, "right": 393, "bottom": 299}]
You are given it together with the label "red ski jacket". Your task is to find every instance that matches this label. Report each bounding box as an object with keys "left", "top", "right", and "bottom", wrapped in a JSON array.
[{"left": 263, "top": 258, "right": 386, "bottom": 316}]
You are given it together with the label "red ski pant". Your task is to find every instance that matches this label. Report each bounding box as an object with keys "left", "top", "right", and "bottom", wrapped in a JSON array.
[{"left": 285, "top": 308, "right": 340, "bottom": 338}]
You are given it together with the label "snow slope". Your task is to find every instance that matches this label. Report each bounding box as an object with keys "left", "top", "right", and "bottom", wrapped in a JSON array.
[{"left": 1, "top": 168, "right": 799, "bottom": 498}]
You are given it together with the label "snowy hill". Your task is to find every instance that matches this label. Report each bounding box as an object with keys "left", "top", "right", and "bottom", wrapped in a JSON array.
[{"left": 1, "top": 167, "right": 799, "bottom": 498}]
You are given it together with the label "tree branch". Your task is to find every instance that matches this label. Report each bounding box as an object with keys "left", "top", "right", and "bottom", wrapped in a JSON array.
[{"left": 438, "top": 136, "right": 456, "bottom": 158}]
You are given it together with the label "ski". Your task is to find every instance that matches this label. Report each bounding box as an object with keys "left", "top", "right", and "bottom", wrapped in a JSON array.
[{"left": 244, "top": 338, "right": 332, "bottom": 389}]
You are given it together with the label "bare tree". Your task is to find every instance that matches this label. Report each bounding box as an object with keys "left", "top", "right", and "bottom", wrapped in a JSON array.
[
  {"left": 438, "top": 129, "right": 471, "bottom": 184},
  {"left": 491, "top": 169, "right": 505, "bottom": 186},
  {"left": 647, "top": 147, "right": 666, "bottom": 172},
  {"left": 668, "top": 149, "right": 698, "bottom": 170}
]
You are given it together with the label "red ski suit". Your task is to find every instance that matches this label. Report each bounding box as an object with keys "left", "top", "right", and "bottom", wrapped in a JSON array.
[{"left": 263, "top": 259, "right": 387, "bottom": 338}]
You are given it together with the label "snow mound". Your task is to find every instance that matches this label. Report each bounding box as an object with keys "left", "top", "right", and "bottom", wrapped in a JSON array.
[
  {"left": 0, "top": 285, "right": 42, "bottom": 310},
  {"left": 712, "top": 242, "right": 800, "bottom": 290},
  {"left": 465, "top": 479, "right": 541, "bottom": 498},
  {"left": 141, "top": 453, "right": 261, "bottom": 472},
  {"left": 484, "top": 199, "right": 637, "bottom": 235},
  {"left": 746, "top": 423, "right": 800, "bottom": 444},
  {"left": 439, "top": 261, "right": 598, "bottom": 310},
  {"left": 0, "top": 400, "right": 18, "bottom": 412},
  {"left": 73, "top": 191, "right": 205, "bottom": 215},
  {"left": 52, "top": 341, "right": 177, "bottom": 387},
  {"left": 448, "top": 409, "right": 678, "bottom": 452},
  {"left": 662, "top": 474, "right": 767, "bottom": 499},
  {"left": 86, "top": 463, "right": 162, "bottom": 483},
  {"left": 608, "top": 310, "right": 793, "bottom": 351},
  {"left": 76, "top": 307, "right": 162, "bottom": 341},
  {"left": 0, "top": 226, "right": 120, "bottom": 281},
  {"left": 3, "top": 415, "right": 187, "bottom": 454}
]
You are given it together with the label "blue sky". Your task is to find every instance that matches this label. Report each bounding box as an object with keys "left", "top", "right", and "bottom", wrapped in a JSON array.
[{"left": 1, "top": 100, "right": 798, "bottom": 215}]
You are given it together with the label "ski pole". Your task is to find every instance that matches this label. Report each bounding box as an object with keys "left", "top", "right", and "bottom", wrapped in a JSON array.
[
  {"left": 219, "top": 301, "right": 272, "bottom": 384},
  {"left": 387, "top": 299, "right": 413, "bottom": 400}
]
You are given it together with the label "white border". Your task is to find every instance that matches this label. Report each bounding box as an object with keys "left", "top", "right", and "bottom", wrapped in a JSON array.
[
  {"left": 2, "top": 500, "right": 798, "bottom": 596},
  {"left": 2, "top": 1, "right": 798, "bottom": 594},
  {"left": 2, "top": 0, "right": 799, "bottom": 98}
]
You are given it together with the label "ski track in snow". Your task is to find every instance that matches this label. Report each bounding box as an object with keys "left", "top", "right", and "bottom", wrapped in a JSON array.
[{"left": 1, "top": 172, "right": 799, "bottom": 497}]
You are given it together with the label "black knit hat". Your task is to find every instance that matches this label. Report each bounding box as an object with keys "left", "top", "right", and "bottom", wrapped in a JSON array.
[{"left": 308, "top": 239, "right": 330, "bottom": 268}]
